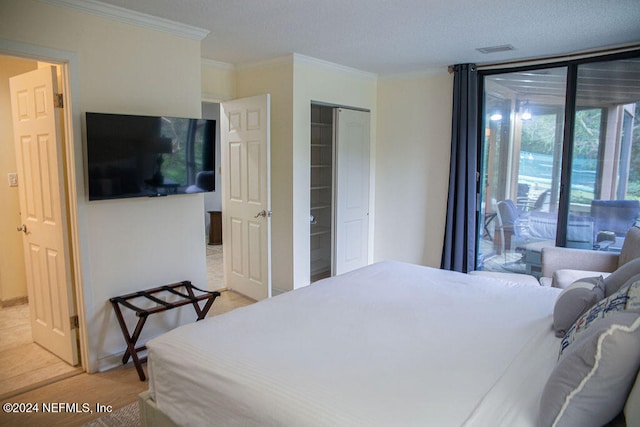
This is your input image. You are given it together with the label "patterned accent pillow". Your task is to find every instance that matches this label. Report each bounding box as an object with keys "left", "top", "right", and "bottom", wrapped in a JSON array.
[
  {"left": 539, "top": 279, "right": 640, "bottom": 427},
  {"left": 553, "top": 276, "right": 604, "bottom": 338},
  {"left": 560, "top": 278, "right": 640, "bottom": 356}
]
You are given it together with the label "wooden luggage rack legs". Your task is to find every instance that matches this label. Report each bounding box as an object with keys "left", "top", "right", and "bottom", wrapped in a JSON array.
[{"left": 110, "top": 281, "right": 220, "bottom": 381}]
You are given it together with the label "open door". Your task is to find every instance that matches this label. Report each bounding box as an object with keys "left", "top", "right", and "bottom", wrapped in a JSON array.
[
  {"left": 9, "top": 66, "right": 78, "bottom": 365},
  {"left": 335, "top": 108, "right": 370, "bottom": 275},
  {"left": 221, "top": 94, "right": 271, "bottom": 300}
]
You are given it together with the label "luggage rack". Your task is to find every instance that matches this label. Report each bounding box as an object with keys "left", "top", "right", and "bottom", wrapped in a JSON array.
[{"left": 110, "top": 281, "right": 220, "bottom": 381}]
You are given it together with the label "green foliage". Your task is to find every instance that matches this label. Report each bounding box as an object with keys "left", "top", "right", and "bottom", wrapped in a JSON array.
[
  {"left": 518, "top": 102, "right": 640, "bottom": 201},
  {"left": 572, "top": 109, "right": 602, "bottom": 159},
  {"left": 520, "top": 114, "right": 558, "bottom": 155},
  {"left": 630, "top": 104, "right": 640, "bottom": 184},
  {"left": 626, "top": 182, "right": 640, "bottom": 201}
]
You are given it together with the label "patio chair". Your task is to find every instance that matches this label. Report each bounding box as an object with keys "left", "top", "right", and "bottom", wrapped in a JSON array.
[
  {"left": 590, "top": 199, "right": 640, "bottom": 250},
  {"left": 540, "top": 226, "right": 640, "bottom": 288},
  {"left": 496, "top": 199, "right": 530, "bottom": 260}
]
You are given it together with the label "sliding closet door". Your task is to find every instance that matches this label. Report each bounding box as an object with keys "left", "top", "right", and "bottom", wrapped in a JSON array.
[{"left": 334, "top": 108, "right": 370, "bottom": 275}]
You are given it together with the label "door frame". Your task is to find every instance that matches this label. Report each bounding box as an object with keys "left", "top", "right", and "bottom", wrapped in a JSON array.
[{"left": 0, "top": 39, "right": 88, "bottom": 371}]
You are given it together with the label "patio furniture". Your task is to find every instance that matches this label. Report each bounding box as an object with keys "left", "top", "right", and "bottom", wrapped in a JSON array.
[
  {"left": 590, "top": 199, "right": 640, "bottom": 250},
  {"left": 540, "top": 226, "right": 640, "bottom": 288}
]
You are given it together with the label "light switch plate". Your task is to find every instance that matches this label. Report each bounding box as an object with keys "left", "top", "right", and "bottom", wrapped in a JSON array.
[{"left": 8, "top": 173, "right": 18, "bottom": 187}]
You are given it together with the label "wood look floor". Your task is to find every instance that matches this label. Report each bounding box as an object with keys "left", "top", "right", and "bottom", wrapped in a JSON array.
[{"left": 0, "top": 245, "right": 255, "bottom": 426}]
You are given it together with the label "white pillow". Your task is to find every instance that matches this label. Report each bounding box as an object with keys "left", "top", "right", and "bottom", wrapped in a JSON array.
[
  {"left": 603, "top": 258, "right": 640, "bottom": 296},
  {"left": 627, "top": 369, "right": 640, "bottom": 427}
]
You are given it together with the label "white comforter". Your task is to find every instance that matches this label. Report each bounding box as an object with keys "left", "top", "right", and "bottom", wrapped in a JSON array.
[{"left": 147, "top": 261, "right": 562, "bottom": 426}]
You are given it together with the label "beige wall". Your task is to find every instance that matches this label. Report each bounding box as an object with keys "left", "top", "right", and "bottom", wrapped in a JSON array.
[
  {"left": 235, "top": 58, "right": 295, "bottom": 294},
  {"left": 229, "top": 55, "right": 379, "bottom": 293},
  {"left": 0, "top": 0, "right": 206, "bottom": 372},
  {"left": 201, "top": 59, "right": 236, "bottom": 101},
  {"left": 1, "top": 0, "right": 456, "bottom": 372},
  {"left": 206, "top": 55, "right": 452, "bottom": 290},
  {"left": 292, "top": 56, "right": 377, "bottom": 290},
  {"left": 0, "top": 55, "right": 36, "bottom": 304},
  {"left": 375, "top": 72, "right": 453, "bottom": 267}
]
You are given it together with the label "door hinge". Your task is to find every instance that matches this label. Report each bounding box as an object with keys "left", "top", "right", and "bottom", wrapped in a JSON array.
[
  {"left": 70, "top": 315, "right": 79, "bottom": 329},
  {"left": 54, "top": 93, "right": 64, "bottom": 108}
]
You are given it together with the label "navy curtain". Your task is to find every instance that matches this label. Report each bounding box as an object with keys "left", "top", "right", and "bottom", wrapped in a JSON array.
[{"left": 441, "top": 64, "right": 479, "bottom": 273}]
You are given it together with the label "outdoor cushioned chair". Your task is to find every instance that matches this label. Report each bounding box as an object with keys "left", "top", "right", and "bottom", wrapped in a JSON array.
[
  {"left": 590, "top": 199, "right": 640, "bottom": 249},
  {"left": 540, "top": 225, "right": 640, "bottom": 288},
  {"left": 495, "top": 199, "right": 530, "bottom": 255}
]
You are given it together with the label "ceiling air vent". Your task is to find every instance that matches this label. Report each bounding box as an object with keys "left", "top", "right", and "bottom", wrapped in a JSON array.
[{"left": 476, "top": 44, "right": 515, "bottom": 54}]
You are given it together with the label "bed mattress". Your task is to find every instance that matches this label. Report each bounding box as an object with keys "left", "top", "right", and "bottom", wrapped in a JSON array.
[{"left": 146, "top": 261, "right": 562, "bottom": 426}]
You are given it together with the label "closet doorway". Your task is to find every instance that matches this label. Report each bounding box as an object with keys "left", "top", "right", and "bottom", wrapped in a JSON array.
[{"left": 310, "top": 104, "right": 370, "bottom": 282}]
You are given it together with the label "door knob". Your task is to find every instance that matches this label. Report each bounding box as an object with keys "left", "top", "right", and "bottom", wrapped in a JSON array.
[
  {"left": 17, "top": 224, "right": 27, "bottom": 234},
  {"left": 254, "top": 210, "right": 271, "bottom": 218}
]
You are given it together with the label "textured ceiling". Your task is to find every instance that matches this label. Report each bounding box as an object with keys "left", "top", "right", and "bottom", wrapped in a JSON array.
[{"left": 93, "top": 0, "right": 640, "bottom": 75}]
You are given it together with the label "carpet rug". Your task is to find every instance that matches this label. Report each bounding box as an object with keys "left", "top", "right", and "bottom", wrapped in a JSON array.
[{"left": 82, "top": 401, "right": 139, "bottom": 427}]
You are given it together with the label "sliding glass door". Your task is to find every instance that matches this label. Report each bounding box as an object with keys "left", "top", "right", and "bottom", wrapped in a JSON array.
[
  {"left": 566, "top": 58, "right": 640, "bottom": 253},
  {"left": 477, "top": 51, "right": 640, "bottom": 277},
  {"left": 478, "top": 66, "right": 568, "bottom": 275}
]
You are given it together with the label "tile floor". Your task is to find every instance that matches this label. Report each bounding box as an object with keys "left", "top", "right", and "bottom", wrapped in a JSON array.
[{"left": 0, "top": 304, "right": 82, "bottom": 399}]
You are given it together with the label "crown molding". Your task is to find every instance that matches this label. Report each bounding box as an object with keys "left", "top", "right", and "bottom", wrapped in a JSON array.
[
  {"left": 201, "top": 58, "right": 235, "bottom": 71},
  {"left": 235, "top": 54, "right": 293, "bottom": 72},
  {"left": 38, "top": 0, "right": 209, "bottom": 40},
  {"left": 236, "top": 53, "right": 379, "bottom": 81},
  {"left": 293, "top": 53, "right": 378, "bottom": 81},
  {"left": 378, "top": 67, "right": 449, "bottom": 82},
  {"left": 201, "top": 92, "right": 233, "bottom": 103}
]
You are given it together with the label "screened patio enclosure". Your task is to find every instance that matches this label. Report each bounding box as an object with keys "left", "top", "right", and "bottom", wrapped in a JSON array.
[{"left": 477, "top": 53, "right": 640, "bottom": 277}]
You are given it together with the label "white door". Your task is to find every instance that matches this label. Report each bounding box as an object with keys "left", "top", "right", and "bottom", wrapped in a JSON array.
[
  {"left": 9, "top": 66, "right": 78, "bottom": 365},
  {"left": 335, "top": 108, "right": 370, "bottom": 275},
  {"left": 221, "top": 94, "right": 271, "bottom": 300}
]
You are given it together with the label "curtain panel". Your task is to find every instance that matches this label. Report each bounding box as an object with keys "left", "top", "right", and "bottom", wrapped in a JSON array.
[{"left": 441, "top": 64, "right": 479, "bottom": 273}]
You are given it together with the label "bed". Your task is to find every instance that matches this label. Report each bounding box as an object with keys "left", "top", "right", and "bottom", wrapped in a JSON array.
[{"left": 141, "top": 260, "right": 640, "bottom": 426}]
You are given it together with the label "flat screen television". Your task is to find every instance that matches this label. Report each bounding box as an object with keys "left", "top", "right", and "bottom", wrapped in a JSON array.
[{"left": 85, "top": 112, "right": 215, "bottom": 200}]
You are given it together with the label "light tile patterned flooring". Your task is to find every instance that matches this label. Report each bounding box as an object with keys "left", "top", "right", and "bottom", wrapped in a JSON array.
[
  {"left": 0, "top": 244, "right": 240, "bottom": 400},
  {"left": 0, "top": 304, "right": 82, "bottom": 400}
]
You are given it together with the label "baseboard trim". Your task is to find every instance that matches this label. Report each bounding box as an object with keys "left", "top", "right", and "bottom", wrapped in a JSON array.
[{"left": 1, "top": 296, "right": 28, "bottom": 308}]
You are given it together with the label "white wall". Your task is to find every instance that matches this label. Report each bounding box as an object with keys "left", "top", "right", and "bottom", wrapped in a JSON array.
[
  {"left": 375, "top": 72, "right": 453, "bottom": 267},
  {"left": 0, "top": 0, "right": 206, "bottom": 372}
]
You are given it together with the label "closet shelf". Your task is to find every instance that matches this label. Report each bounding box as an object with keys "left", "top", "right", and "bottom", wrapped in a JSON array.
[
  {"left": 310, "top": 205, "right": 331, "bottom": 211},
  {"left": 310, "top": 225, "right": 331, "bottom": 237}
]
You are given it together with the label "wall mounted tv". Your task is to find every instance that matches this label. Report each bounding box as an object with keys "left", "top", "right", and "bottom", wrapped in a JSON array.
[{"left": 85, "top": 112, "right": 215, "bottom": 200}]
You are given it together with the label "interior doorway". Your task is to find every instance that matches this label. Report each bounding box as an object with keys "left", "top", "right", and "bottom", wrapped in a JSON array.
[
  {"left": 0, "top": 53, "right": 82, "bottom": 398},
  {"left": 201, "top": 101, "right": 225, "bottom": 291}
]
